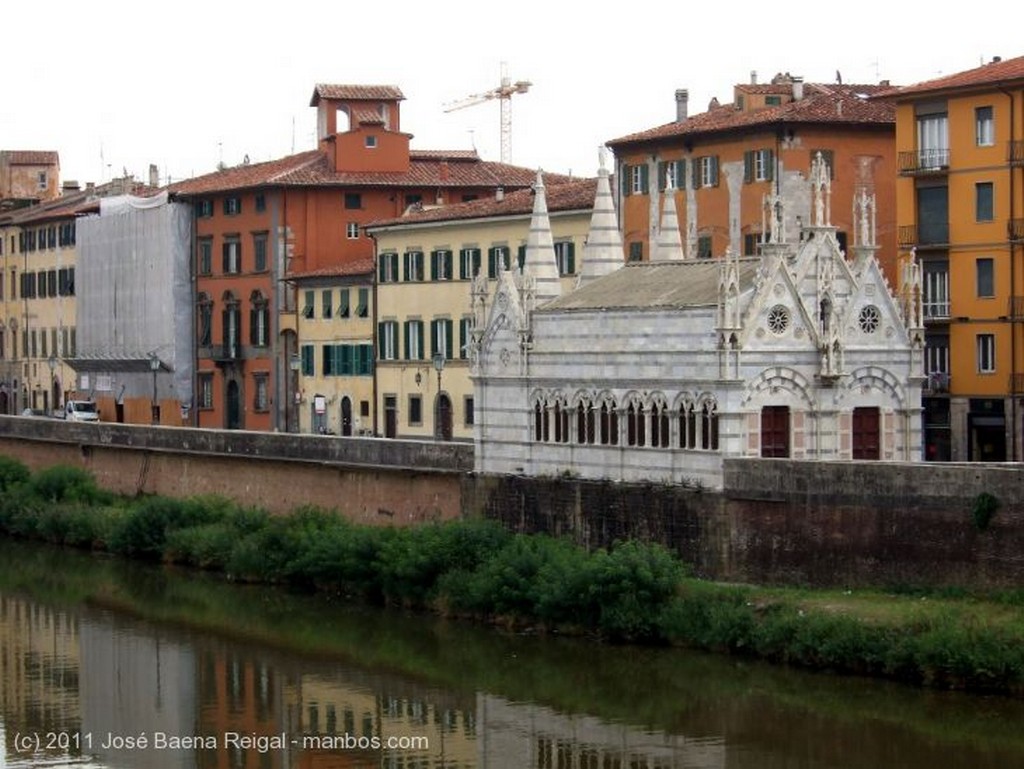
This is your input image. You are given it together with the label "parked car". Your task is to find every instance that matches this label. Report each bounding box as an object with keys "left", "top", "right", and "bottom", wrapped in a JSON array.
[{"left": 62, "top": 400, "right": 99, "bottom": 422}]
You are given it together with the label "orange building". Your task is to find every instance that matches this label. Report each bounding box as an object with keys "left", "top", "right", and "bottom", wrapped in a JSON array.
[
  {"left": 171, "top": 85, "right": 540, "bottom": 431},
  {"left": 890, "top": 55, "right": 1024, "bottom": 461},
  {"left": 0, "top": 150, "right": 60, "bottom": 208},
  {"left": 606, "top": 72, "right": 898, "bottom": 285}
]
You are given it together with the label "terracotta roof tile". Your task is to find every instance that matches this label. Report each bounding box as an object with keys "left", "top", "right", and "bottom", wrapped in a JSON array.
[
  {"left": 409, "top": 149, "right": 480, "bottom": 161},
  {"left": 289, "top": 257, "right": 375, "bottom": 281},
  {"left": 608, "top": 83, "right": 895, "bottom": 146},
  {"left": 366, "top": 177, "right": 596, "bottom": 228},
  {"left": 887, "top": 54, "right": 1024, "bottom": 98},
  {"left": 2, "top": 150, "right": 59, "bottom": 165},
  {"left": 351, "top": 108, "right": 386, "bottom": 126},
  {"left": 310, "top": 84, "right": 404, "bottom": 106},
  {"left": 167, "top": 151, "right": 323, "bottom": 195}
]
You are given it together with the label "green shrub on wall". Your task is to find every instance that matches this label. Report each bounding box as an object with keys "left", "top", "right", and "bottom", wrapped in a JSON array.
[{"left": 972, "top": 492, "right": 1000, "bottom": 532}]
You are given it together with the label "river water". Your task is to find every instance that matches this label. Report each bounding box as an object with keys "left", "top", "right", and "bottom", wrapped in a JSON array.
[{"left": 1, "top": 538, "right": 1023, "bottom": 769}]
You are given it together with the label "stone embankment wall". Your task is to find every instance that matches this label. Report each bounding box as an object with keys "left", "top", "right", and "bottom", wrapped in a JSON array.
[{"left": 1, "top": 416, "right": 1021, "bottom": 588}]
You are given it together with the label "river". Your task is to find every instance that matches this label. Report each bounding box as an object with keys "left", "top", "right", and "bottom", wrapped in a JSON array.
[{"left": 1, "top": 538, "right": 1022, "bottom": 769}]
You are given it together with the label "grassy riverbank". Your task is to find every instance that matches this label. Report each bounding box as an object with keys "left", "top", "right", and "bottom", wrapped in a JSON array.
[{"left": 2, "top": 457, "right": 1023, "bottom": 694}]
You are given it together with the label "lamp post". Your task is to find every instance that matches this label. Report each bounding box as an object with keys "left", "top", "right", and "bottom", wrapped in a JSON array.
[
  {"left": 432, "top": 351, "right": 445, "bottom": 440},
  {"left": 148, "top": 352, "right": 161, "bottom": 425},
  {"left": 47, "top": 355, "right": 56, "bottom": 414}
]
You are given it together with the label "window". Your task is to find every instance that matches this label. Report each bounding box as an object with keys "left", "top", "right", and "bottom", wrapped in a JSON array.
[
  {"left": 365, "top": 135, "right": 377, "bottom": 148},
  {"left": 658, "top": 160, "right": 685, "bottom": 191},
  {"left": 459, "top": 248, "right": 481, "bottom": 279},
  {"left": 198, "top": 374, "right": 214, "bottom": 409},
  {"left": 977, "top": 333, "right": 996, "bottom": 373},
  {"left": 224, "top": 197, "right": 242, "bottom": 215},
  {"left": 628, "top": 242, "right": 643, "bottom": 262},
  {"left": 195, "top": 200, "right": 213, "bottom": 218},
  {"left": 302, "top": 290, "right": 315, "bottom": 319},
  {"left": 403, "top": 251, "right": 424, "bottom": 281},
  {"left": 977, "top": 258, "right": 994, "bottom": 298},
  {"left": 356, "top": 288, "right": 369, "bottom": 317},
  {"left": 743, "top": 232, "right": 761, "bottom": 256},
  {"left": 976, "top": 106, "right": 994, "bottom": 146},
  {"left": 322, "top": 290, "right": 333, "bottom": 319},
  {"left": 916, "top": 111, "right": 949, "bottom": 169},
  {"left": 378, "top": 252, "right": 399, "bottom": 283},
  {"left": 430, "top": 318, "right": 453, "bottom": 360},
  {"left": 765, "top": 95, "right": 782, "bottom": 106},
  {"left": 255, "top": 194, "right": 266, "bottom": 212},
  {"left": 405, "top": 194, "right": 422, "bottom": 208},
  {"left": 693, "top": 155, "right": 719, "bottom": 188},
  {"left": 253, "top": 232, "right": 268, "bottom": 272},
  {"left": 338, "top": 289, "right": 351, "bottom": 318},
  {"left": 464, "top": 396, "right": 474, "bottom": 426},
  {"left": 697, "top": 235, "right": 712, "bottom": 259},
  {"left": 346, "top": 222, "right": 359, "bottom": 240},
  {"left": 744, "top": 148, "right": 775, "bottom": 183},
  {"left": 301, "top": 344, "right": 314, "bottom": 376},
  {"left": 253, "top": 374, "right": 269, "bottom": 412},
  {"left": 459, "top": 316, "right": 473, "bottom": 360},
  {"left": 630, "top": 164, "right": 647, "bottom": 195},
  {"left": 197, "top": 294, "right": 212, "bottom": 347},
  {"left": 976, "top": 182, "right": 994, "bottom": 222},
  {"left": 360, "top": 401, "right": 369, "bottom": 418},
  {"left": 430, "top": 250, "right": 453, "bottom": 281},
  {"left": 378, "top": 320, "right": 399, "bottom": 360},
  {"left": 922, "top": 262, "right": 950, "bottom": 319},
  {"left": 858, "top": 305, "right": 880, "bottom": 334},
  {"left": 250, "top": 292, "right": 269, "bottom": 346},
  {"left": 404, "top": 320, "right": 424, "bottom": 360},
  {"left": 554, "top": 241, "right": 575, "bottom": 275},
  {"left": 38, "top": 272, "right": 48, "bottom": 299},
  {"left": 198, "top": 237, "right": 213, "bottom": 275},
  {"left": 409, "top": 394, "right": 422, "bottom": 425},
  {"left": 222, "top": 237, "right": 241, "bottom": 274},
  {"left": 37, "top": 171, "right": 47, "bottom": 190},
  {"left": 344, "top": 193, "right": 362, "bottom": 209},
  {"left": 487, "top": 246, "right": 510, "bottom": 278}
]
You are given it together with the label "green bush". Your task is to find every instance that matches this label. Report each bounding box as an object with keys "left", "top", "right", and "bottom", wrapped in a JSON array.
[
  {"left": 165, "top": 523, "right": 239, "bottom": 569},
  {"left": 0, "top": 456, "right": 30, "bottom": 492},
  {"left": 288, "top": 522, "right": 393, "bottom": 600},
  {"left": 972, "top": 492, "right": 1000, "bottom": 531},
  {"left": 226, "top": 505, "right": 338, "bottom": 582},
  {"left": 29, "top": 465, "right": 110, "bottom": 505},
  {"left": 110, "top": 495, "right": 229, "bottom": 560}
]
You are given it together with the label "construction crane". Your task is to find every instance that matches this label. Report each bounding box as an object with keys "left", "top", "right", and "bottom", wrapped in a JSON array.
[{"left": 444, "top": 63, "right": 531, "bottom": 164}]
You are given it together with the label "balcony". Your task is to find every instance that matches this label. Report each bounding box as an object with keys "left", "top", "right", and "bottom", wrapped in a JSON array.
[
  {"left": 898, "top": 148, "right": 950, "bottom": 175},
  {"left": 926, "top": 371, "right": 950, "bottom": 394},
  {"left": 1010, "top": 218, "right": 1024, "bottom": 243},
  {"left": 897, "top": 223, "right": 950, "bottom": 248},
  {"left": 1009, "top": 296, "right": 1024, "bottom": 320},
  {"left": 922, "top": 299, "right": 950, "bottom": 321},
  {"left": 211, "top": 343, "right": 241, "bottom": 364},
  {"left": 1010, "top": 140, "right": 1024, "bottom": 166}
]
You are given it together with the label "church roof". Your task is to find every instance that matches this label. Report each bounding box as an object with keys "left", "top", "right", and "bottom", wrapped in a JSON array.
[{"left": 541, "top": 258, "right": 761, "bottom": 312}]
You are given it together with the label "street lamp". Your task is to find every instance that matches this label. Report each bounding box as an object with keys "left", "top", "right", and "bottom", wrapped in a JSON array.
[
  {"left": 148, "top": 352, "right": 161, "bottom": 425},
  {"left": 432, "top": 351, "right": 445, "bottom": 440}
]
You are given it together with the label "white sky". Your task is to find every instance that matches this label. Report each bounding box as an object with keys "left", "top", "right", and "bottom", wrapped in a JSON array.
[{"left": 4, "top": 1, "right": 1020, "bottom": 187}]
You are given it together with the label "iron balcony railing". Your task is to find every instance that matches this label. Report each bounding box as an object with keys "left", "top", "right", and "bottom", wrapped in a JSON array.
[
  {"left": 1010, "top": 218, "right": 1024, "bottom": 242},
  {"left": 923, "top": 299, "right": 951, "bottom": 320},
  {"left": 898, "top": 148, "right": 950, "bottom": 174},
  {"left": 897, "top": 223, "right": 950, "bottom": 247},
  {"left": 1009, "top": 295, "right": 1024, "bottom": 320},
  {"left": 1009, "top": 140, "right": 1024, "bottom": 166}
]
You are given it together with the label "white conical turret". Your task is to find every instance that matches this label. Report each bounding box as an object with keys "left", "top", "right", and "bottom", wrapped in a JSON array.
[
  {"left": 578, "top": 147, "right": 625, "bottom": 286},
  {"left": 652, "top": 180, "right": 684, "bottom": 261},
  {"left": 522, "top": 168, "right": 562, "bottom": 304}
]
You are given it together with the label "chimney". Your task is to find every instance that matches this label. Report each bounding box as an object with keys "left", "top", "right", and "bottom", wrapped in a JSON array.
[
  {"left": 148, "top": 164, "right": 159, "bottom": 187},
  {"left": 993, "top": 56, "right": 1002, "bottom": 63},
  {"left": 440, "top": 160, "right": 449, "bottom": 181},
  {"left": 792, "top": 76, "right": 804, "bottom": 100},
  {"left": 750, "top": 70, "right": 758, "bottom": 85},
  {"left": 495, "top": 186, "right": 504, "bottom": 201},
  {"left": 62, "top": 181, "right": 81, "bottom": 193},
  {"left": 85, "top": 182, "right": 95, "bottom": 195},
  {"left": 674, "top": 89, "right": 689, "bottom": 122}
]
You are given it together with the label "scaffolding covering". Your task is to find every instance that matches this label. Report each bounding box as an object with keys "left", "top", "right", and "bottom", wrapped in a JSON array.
[{"left": 75, "top": 192, "right": 194, "bottom": 407}]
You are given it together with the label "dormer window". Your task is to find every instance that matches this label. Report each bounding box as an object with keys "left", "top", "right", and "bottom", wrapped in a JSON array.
[{"left": 365, "top": 135, "right": 377, "bottom": 148}]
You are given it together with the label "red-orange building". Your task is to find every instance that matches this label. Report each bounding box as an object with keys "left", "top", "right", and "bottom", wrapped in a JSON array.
[
  {"left": 607, "top": 72, "right": 899, "bottom": 285},
  {"left": 171, "top": 85, "right": 541, "bottom": 431}
]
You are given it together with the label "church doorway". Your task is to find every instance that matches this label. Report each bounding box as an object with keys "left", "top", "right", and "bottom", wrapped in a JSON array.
[{"left": 761, "top": 406, "right": 790, "bottom": 457}]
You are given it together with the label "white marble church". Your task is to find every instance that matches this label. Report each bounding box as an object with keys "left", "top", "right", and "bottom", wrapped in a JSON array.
[{"left": 469, "top": 153, "right": 925, "bottom": 489}]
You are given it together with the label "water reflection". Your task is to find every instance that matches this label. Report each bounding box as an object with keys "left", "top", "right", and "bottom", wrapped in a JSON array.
[{"left": 1, "top": 539, "right": 1023, "bottom": 769}]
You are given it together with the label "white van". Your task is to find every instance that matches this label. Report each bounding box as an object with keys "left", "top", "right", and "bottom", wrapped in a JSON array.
[{"left": 64, "top": 400, "right": 99, "bottom": 422}]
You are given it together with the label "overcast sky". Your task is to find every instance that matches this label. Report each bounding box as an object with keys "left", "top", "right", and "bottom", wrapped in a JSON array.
[{"left": 4, "top": 1, "right": 1020, "bottom": 188}]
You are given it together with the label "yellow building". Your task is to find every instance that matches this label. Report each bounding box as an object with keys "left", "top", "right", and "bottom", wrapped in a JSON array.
[
  {"left": 367, "top": 178, "right": 595, "bottom": 441},
  {"left": 293, "top": 259, "right": 376, "bottom": 435},
  {"left": 891, "top": 55, "right": 1024, "bottom": 460}
]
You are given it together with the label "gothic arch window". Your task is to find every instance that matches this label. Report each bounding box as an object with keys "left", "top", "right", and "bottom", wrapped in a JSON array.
[
  {"left": 576, "top": 396, "right": 596, "bottom": 444},
  {"left": 552, "top": 396, "right": 570, "bottom": 444},
  {"left": 679, "top": 401, "right": 697, "bottom": 449},
  {"left": 599, "top": 396, "right": 619, "bottom": 446},
  {"left": 701, "top": 399, "right": 719, "bottom": 450},
  {"left": 820, "top": 296, "right": 833, "bottom": 336},
  {"left": 649, "top": 394, "right": 670, "bottom": 448},
  {"left": 626, "top": 396, "right": 646, "bottom": 447},
  {"left": 534, "top": 400, "right": 543, "bottom": 442}
]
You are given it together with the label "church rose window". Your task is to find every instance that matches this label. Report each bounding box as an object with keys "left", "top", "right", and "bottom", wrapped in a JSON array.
[
  {"left": 858, "top": 305, "right": 880, "bottom": 334},
  {"left": 767, "top": 305, "right": 789, "bottom": 335}
]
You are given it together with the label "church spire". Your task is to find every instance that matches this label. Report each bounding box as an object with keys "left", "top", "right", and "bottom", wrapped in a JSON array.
[
  {"left": 652, "top": 179, "right": 684, "bottom": 261},
  {"left": 522, "top": 169, "right": 562, "bottom": 304},
  {"left": 578, "top": 147, "right": 625, "bottom": 286}
]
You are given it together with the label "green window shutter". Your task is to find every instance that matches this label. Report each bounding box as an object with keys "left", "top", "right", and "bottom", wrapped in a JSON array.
[
  {"left": 430, "top": 319, "right": 439, "bottom": 358},
  {"left": 444, "top": 319, "right": 453, "bottom": 359},
  {"left": 321, "top": 345, "right": 331, "bottom": 376},
  {"left": 377, "top": 322, "right": 386, "bottom": 357},
  {"left": 460, "top": 318, "right": 471, "bottom": 359},
  {"left": 743, "top": 151, "right": 753, "bottom": 183},
  {"left": 766, "top": 149, "right": 775, "bottom": 182},
  {"left": 416, "top": 321, "right": 424, "bottom": 359},
  {"left": 404, "top": 322, "right": 411, "bottom": 360},
  {"left": 566, "top": 242, "right": 576, "bottom": 274},
  {"left": 639, "top": 164, "right": 649, "bottom": 194},
  {"left": 357, "top": 288, "right": 368, "bottom": 316},
  {"left": 430, "top": 250, "right": 438, "bottom": 280},
  {"left": 473, "top": 249, "right": 481, "bottom": 277},
  {"left": 692, "top": 158, "right": 700, "bottom": 188},
  {"left": 657, "top": 162, "right": 667, "bottom": 191},
  {"left": 675, "top": 160, "right": 686, "bottom": 189},
  {"left": 339, "top": 289, "right": 350, "bottom": 317},
  {"left": 621, "top": 164, "right": 632, "bottom": 197},
  {"left": 403, "top": 252, "right": 410, "bottom": 281},
  {"left": 711, "top": 156, "right": 720, "bottom": 187},
  {"left": 517, "top": 244, "right": 526, "bottom": 271}
]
